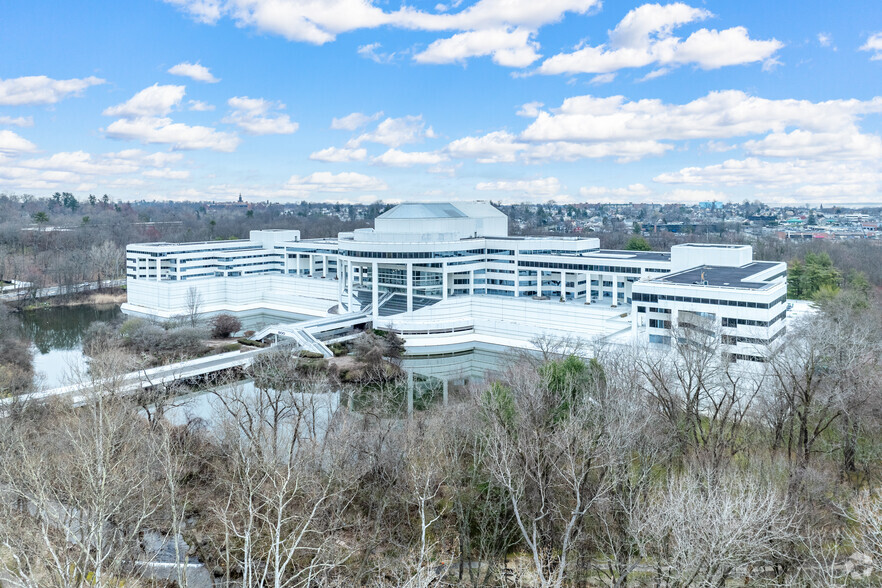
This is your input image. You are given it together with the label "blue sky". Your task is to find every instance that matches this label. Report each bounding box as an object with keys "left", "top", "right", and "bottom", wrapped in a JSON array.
[{"left": 1, "top": 0, "right": 881, "bottom": 205}]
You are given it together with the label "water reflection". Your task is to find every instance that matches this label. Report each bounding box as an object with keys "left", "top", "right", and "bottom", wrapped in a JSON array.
[
  {"left": 17, "top": 304, "right": 122, "bottom": 353},
  {"left": 16, "top": 304, "right": 123, "bottom": 388}
]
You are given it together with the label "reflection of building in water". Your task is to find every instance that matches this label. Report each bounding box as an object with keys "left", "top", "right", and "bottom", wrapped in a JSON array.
[{"left": 124, "top": 202, "right": 788, "bottom": 361}]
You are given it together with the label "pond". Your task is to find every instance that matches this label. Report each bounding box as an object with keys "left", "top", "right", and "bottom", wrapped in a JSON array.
[{"left": 17, "top": 304, "right": 123, "bottom": 388}]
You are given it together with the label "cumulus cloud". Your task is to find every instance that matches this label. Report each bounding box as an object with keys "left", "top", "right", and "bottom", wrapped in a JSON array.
[
  {"left": 447, "top": 131, "right": 526, "bottom": 163},
  {"left": 0, "top": 130, "right": 37, "bottom": 154},
  {"left": 168, "top": 61, "right": 220, "bottom": 83},
  {"left": 164, "top": 0, "right": 600, "bottom": 42},
  {"left": 743, "top": 129, "right": 882, "bottom": 161},
  {"left": 0, "top": 149, "right": 190, "bottom": 193},
  {"left": 164, "top": 0, "right": 600, "bottom": 67},
  {"left": 309, "top": 146, "right": 368, "bottom": 162},
  {"left": 516, "top": 101, "right": 544, "bottom": 117},
  {"left": 520, "top": 90, "right": 882, "bottom": 143},
  {"left": 654, "top": 157, "right": 882, "bottom": 199},
  {"left": 860, "top": 32, "right": 882, "bottom": 60},
  {"left": 223, "top": 96, "right": 298, "bottom": 135},
  {"left": 0, "top": 75, "right": 105, "bottom": 106},
  {"left": 103, "top": 84, "right": 186, "bottom": 118},
  {"left": 414, "top": 27, "right": 540, "bottom": 67},
  {"left": 537, "top": 3, "right": 782, "bottom": 76},
  {"left": 143, "top": 168, "right": 191, "bottom": 179},
  {"left": 372, "top": 148, "right": 448, "bottom": 166},
  {"left": 188, "top": 100, "right": 215, "bottom": 111},
  {"left": 0, "top": 116, "right": 33, "bottom": 127},
  {"left": 817, "top": 32, "right": 833, "bottom": 48},
  {"left": 348, "top": 115, "right": 435, "bottom": 147},
  {"left": 284, "top": 171, "right": 388, "bottom": 194},
  {"left": 104, "top": 117, "right": 240, "bottom": 151},
  {"left": 103, "top": 86, "right": 238, "bottom": 151},
  {"left": 476, "top": 176, "right": 565, "bottom": 199},
  {"left": 331, "top": 111, "right": 383, "bottom": 130}
]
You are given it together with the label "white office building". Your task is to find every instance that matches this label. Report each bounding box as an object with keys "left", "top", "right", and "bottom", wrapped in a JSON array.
[{"left": 123, "top": 202, "right": 788, "bottom": 359}]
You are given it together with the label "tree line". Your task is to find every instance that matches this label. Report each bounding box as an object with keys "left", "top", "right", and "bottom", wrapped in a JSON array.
[{"left": 0, "top": 288, "right": 880, "bottom": 587}]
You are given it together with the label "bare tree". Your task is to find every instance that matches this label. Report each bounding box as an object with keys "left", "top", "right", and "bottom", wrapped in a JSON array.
[
  {"left": 634, "top": 466, "right": 799, "bottom": 587},
  {"left": 476, "top": 357, "right": 626, "bottom": 588},
  {"left": 185, "top": 286, "right": 202, "bottom": 327}
]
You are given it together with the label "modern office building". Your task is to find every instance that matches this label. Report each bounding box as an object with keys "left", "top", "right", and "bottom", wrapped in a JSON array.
[{"left": 123, "top": 202, "right": 787, "bottom": 359}]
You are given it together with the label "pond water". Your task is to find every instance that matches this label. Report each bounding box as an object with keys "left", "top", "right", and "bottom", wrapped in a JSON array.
[{"left": 17, "top": 304, "right": 123, "bottom": 388}]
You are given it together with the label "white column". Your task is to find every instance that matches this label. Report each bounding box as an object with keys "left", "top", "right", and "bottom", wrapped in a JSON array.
[
  {"left": 347, "top": 261, "right": 354, "bottom": 311},
  {"left": 469, "top": 269, "right": 475, "bottom": 296},
  {"left": 442, "top": 263, "right": 448, "bottom": 300},
  {"left": 296, "top": 254, "right": 301, "bottom": 276},
  {"left": 537, "top": 270, "right": 543, "bottom": 298},
  {"left": 611, "top": 274, "right": 618, "bottom": 308},
  {"left": 631, "top": 305, "right": 638, "bottom": 336},
  {"left": 442, "top": 379, "right": 449, "bottom": 406},
  {"left": 309, "top": 254, "right": 315, "bottom": 276},
  {"left": 585, "top": 272, "right": 591, "bottom": 304},
  {"left": 283, "top": 252, "right": 289, "bottom": 275},
  {"left": 337, "top": 260, "right": 343, "bottom": 307},
  {"left": 155, "top": 258, "right": 161, "bottom": 282},
  {"left": 322, "top": 254, "right": 328, "bottom": 278},
  {"left": 372, "top": 261, "right": 379, "bottom": 322},
  {"left": 561, "top": 271, "right": 566, "bottom": 301},
  {"left": 406, "top": 262, "right": 413, "bottom": 312}
]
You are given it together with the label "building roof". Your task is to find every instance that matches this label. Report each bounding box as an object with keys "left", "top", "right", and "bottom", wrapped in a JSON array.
[
  {"left": 657, "top": 262, "right": 781, "bottom": 290},
  {"left": 377, "top": 201, "right": 504, "bottom": 220}
]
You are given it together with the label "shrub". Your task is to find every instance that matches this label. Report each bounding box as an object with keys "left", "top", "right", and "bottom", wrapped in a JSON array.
[
  {"left": 298, "top": 350, "right": 324, "bottom": 359},
  {"left": 210, "top": 313, "right": 242, "bottom": 338},
  {"left": 237, "top": 338, "right": 267, "bottom": 348},
  {"left": 221, "top": 343, "right": 241, "bottom": 352}
]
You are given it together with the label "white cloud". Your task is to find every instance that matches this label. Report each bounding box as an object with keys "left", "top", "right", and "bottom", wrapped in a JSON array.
[
  {"left": 413, "top": 27, "right": 541, "bottom": 67},
  {"left": 590, "top": 72, "right": 616, "bottom": 84},
  {"left": 223, "top": 96, "right": 298, "bottom": 135},
  {"left": 743, "top": 129, "right": 882, "bottom": 161},
  {"left": 516, "top": 101, "right": 544, "bottom": 117},
  {"left": 165, "top": 0, "right": 601, "bottom": 42},
  {"left": 0, "top": 148, "right": 190, "bottom": 193},
  {"left": 143, "top": 168, "right": 191, "bottom": 179},
  {"left": 476, "top": 176, "right": 564, "bottom": 198},
  {"left": 0, "top": 130, "right": 37, "bottom": 154},
  {"left": 188, "top": 100, "right": 215, "bottom": 111},
  {"left": 358, "top": 43, "right": 396, "bottom": 63},
  {"left": 309, "top": 146, "right": 368, "bottom": 162},
  {"left": 373, "top": 148, "right": 447, "bottom": 166},
  {"left": 0, "top": 116, "right": 33, "bottom": 127},
  {"left": 103, "top": 84, "right": 186, "bottom": 118},
  {"left": 654, "top": 157, "right": 882, "bottom": 199},
  {"left": 164, "top": 0, "right": 600, "bottom": 67},
  {"left": 860, "top": 32, "right": 882, "bottom": 60},
  {"left": 348, "top": 115, "right": 434, "bottom": 147},
  {"left": 521, "top": 90, "right": 882, "bottom": 143},
  {"left": 104, "top": 117, "right": 240, "bottom": 151},
  {"left": 817, "top": 32, "right": 832, "bottom": 47},
  {"left": 0, "top": 75, "right": 105, "bottom": 106},
  {"left": 168, "top": 61, "right": 220, "bottom": 83},
  {"left": 446, "top": 131, "right": 526, "bottom": 163},
  {"left": 537, "top": 3, "right": 782, "bottom": 75},
  {"left": 331, "top": 111, "right": 383, "bottom": 130},
  {"left": 284, "top": 171, "right": 387, "bottom": 194}
]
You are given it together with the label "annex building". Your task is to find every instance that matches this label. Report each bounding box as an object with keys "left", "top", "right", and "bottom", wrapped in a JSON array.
[{"left": 123, "top": 202, "right": 788, "bottom": 362}]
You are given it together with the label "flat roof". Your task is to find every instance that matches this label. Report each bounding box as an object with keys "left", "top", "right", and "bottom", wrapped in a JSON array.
[
  {"left": 599, "top": 249, "right": 672, "bottom": 261},
  {"left": 657, "top": 261, "right": 781, "bottom": 290}
]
